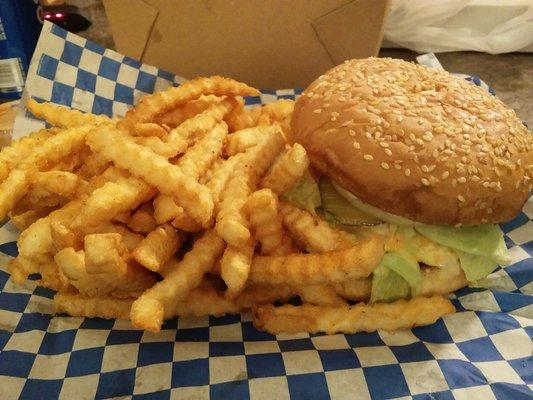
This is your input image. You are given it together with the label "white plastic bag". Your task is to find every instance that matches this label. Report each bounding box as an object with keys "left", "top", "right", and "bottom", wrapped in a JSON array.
[{"left": 384, "top": 0, "right": 533, "bottom": 54}]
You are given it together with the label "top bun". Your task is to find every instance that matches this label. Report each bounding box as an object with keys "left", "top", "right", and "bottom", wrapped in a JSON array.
[{"left": 292, "top": 58, "right": 532, "bottom": 226}]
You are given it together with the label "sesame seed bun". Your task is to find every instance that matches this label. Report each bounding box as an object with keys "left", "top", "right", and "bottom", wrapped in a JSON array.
[{"left": 292, "top": 58, "right": 533, "bottom": 226}]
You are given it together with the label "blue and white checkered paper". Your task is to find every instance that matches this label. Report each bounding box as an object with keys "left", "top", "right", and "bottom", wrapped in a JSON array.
[{"left": 1, "top": 21, "right": 531, "bottom": 400}]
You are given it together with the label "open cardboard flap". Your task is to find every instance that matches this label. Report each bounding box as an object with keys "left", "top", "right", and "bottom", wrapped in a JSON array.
[{"left": 103, "top": 0, "right": 390, "bottom": 88}]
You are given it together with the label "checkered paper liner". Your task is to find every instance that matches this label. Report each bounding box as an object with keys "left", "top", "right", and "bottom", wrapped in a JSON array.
[{"left": 1, "top": 21, "right": 531, "bottom": 400}]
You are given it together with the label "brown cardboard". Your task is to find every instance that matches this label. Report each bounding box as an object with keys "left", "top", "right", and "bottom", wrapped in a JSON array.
[{"left": 103, "top": 0, "right": 390, "bottom": 89}]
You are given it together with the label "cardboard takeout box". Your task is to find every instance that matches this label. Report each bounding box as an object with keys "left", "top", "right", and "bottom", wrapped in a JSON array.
[{"left": 103, "top": 0, "right": 390, "bottom": 89}]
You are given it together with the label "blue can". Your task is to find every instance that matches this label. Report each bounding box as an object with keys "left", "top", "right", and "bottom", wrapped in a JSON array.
[{"left": 0, "top": 0, "right": 42, "bottom": 100}]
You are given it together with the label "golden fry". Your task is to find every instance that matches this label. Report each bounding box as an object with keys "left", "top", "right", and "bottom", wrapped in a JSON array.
[
  {"left": 54, "top": 292, "right": 133, "bottom": 319},
  {"left": 30, "top": 171, "right": 83, "bottom": 198},
  {"left": 0, "top": 169, "right": 29, "bottom": 220},
  {"left": 279, "top": 201, "right": 355, "bottom": 252},
  {"left": 249, "top": 234, "right": 385, "bottom": 285},
  {"left": 225, "top": 127, "right": 261, "bottom": 156},
  {"left": 128, "top": 204, "right": 158, "bottom": 234},
  {"left": 153, "top": 194, "right": 182, "bottom": 224},
  {"left": 170, "top": 207, "right": 203, "bottom": 232},
  {"left": 207, "top": 154, "right": 243, "bottom": 206},
  {"left": 177, "top": 122, "right": 227, "bottom": 178},
  {"left": 164, "top": 99, "right": 235, "bottom": 158},
  {"left": 130, "top": 229, "right": 225, "bottom": 332},
  {"left": 245, "top": 189, "right": 287, "bottom": 256},
  {"left": 252, "top": 296, "right": 455, "bottom": 334},
  {"left": 26, "top": 98, "right": 111, "bottom": 128},
  {"left": 220, "top": 237, "right": 255, "bottom": 298},
  {"left": 0, "top": 128, "right": 58, "bottom": 182},
  {"left": 9, "top": 206, "right": 57, "bottom": 231},
  {"left": 87, "top": 126, "right": 213, "bottom": 227},
  {"left": 119, "top": 76, "right": 259, "bottom": 131},
  {"left": 55, "top": 238, "right": 155, "bottom": 297},
  {"left": 133, "top": 122, "right": 168, "bottom": 138},
  {"left": 156, "top": 94, "right": 224, "bottom": 127},
  {"left": 261, "top": 143, "right": 309, "bottom": 194},
  {"left": 215, "top": 173, "right": 252, "bottom": 247},
  {"left": 72, "top": 175, "right": 155, "bottom": 229},
  {"left": 215, "top": 126, "right": 285, "bottom": 246},
  {"left": 132, "top": 224, "right": 183, "bottom": 272}
]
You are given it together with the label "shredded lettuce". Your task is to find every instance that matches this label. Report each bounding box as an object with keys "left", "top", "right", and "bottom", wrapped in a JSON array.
[
  {"left": 457, "top": 251, "right": 498, "bottom": 282},
  {"left": 414, "top": 224, "right": 502, "bottom": 258},
  {"left": 319, "top": 179, "right": 381, "bottom": 226},
  {"left": 370, "top": 263, "right": 410, "bottom": 303},
  {"left": 400, "top": 227, "right": 460, "bottom": 269},
  {"left": 281, "top": 171, "right": 321, "bottom": 212},
  {"left": 370, "top": 251, "right": 422, "bottom": 303}
]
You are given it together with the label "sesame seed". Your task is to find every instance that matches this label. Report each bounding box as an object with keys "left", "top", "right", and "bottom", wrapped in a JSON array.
[
  {"left": 405, "top": 168, "right": 411, "bottom": 176},
  {"left": 363, "top": 154, "right": 374, "bottom": 161},
  {"left": 416, "top": 139, "right": 424, "bottom": 145},
  {"left": 422, "top": 165, "right": 429, "bottom": 172},
  {"left": 441, "top": 171, "right": 450, "bottom": 179},
  {"left": 483, "top": 182, "right": 490, "bottom": 188},
  {"left": 349, "top": 130, "right": 356, "bottom": 137},
  {"left": 313, "top": 109, "right": 322, "bottom": 114},
  {"left": 457, "top": 177, "right": 467, "bottom": 183},
  {"left": 385, "top": 149, "right": 393, "bottom": 156},
  {"left": 421, "top": 178, "right": 431, "bottom": 186},
  {"left": 428, "top": 165, "right": 436, "bottom": 172},
  {"left": 365, "top": 132, "right": 372, "bottom": 139},
  {"left": 379, "top": 142, "right": 389, "bottom": 148},
  {"left": 457, "top": 195, "right": 465, "bottom": 202},
  {"left": 353, "top": 142, "right": 361, "bottom": 149},
  {"left": 381, "top": 162, "right": 390, "bottom": 170},
  {"left": 487, "top": 207, "right": 493, "bottom": 214}
]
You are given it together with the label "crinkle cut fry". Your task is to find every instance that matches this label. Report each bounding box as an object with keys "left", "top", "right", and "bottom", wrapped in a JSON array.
[
  {"left": 155, "top": 94, "right": 224, "bottom": 127},
  {"left": 279, "top": 201, "right": 355, "bottom": 253},
  {"left": 207, "top": 153, "right": 243, "bottom": 206},
  {"left": 0, "top": 125, "right": 91, "bottom": 219},
  {"left": 0, "top": 127, "right": 58, "bottom": 182},
  {"left": 26, "top": 98, "right": 111, "bottom": 128},
  {"left": 30, "top": 171, "right": 84, "bottom": 198},
  {"left": 71, "top": 175, "right": 155, "bottom": 229},
  {"left": 252, "top": 296, "right": 456, "bottom": 334},
  {"left": 132, "top": 224, "right": 184, "bottom": 272},
  {"left": 164, "top": 98, "right": 236, "bottom": 158},
  {"left": 225, "top": 127, "right": 262, "bottom": 156},
  {"left": 248, "top": 234, "right": 385, "bottom": 285},
  {"left": 261, "top": 143, "right": 309, "bottom": 195},
  {"left": 87, "top": 125, "right": 213, "bottom": 227},
  {"left": 133, "top": 121, "right": 228, "bottom": 230},
  {"left": 245, "top": 189, "right": 286, "bottom": 256},
  {"left": 54, "top": 292, "right": 133, "bottom": 319},
  {"left": 130, "top": 229, "right": 225, "bottom": 332},
  {"left": 215, "top": 126, "right": 285, "bottom": 246},
  {"left": 177, "top": 122, "right": 228, "bottom": 179},
  {"left": 220, "top": 237, "right": 255, "bottom": 298},
  {"left": 119, "top": 76, "right": 259, "bottom": 132},
  {"left": 0, "top": 169, "right": 29, "bottom": 220}
]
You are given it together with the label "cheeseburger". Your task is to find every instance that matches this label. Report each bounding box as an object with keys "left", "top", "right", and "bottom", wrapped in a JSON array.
[{"left": 289, "top": 58, "right": 532, "bottom": 304}]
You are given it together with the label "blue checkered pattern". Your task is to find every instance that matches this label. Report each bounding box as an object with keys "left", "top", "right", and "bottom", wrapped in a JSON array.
[{"left": 2, "top": 22, "right": 532, "bottom": 400}]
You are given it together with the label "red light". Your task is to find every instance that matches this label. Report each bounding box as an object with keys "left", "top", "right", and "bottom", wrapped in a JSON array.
[
  {"left": 55, "top": 13, "right": 63, "bottom": 18},
  {"left": 44, "top": 14, "right": 51, "bottom": 19}
]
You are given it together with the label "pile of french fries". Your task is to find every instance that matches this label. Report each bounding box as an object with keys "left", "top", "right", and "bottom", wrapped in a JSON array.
[{"left": 0, "top": 76, "right": 454, "bottom": 334}]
